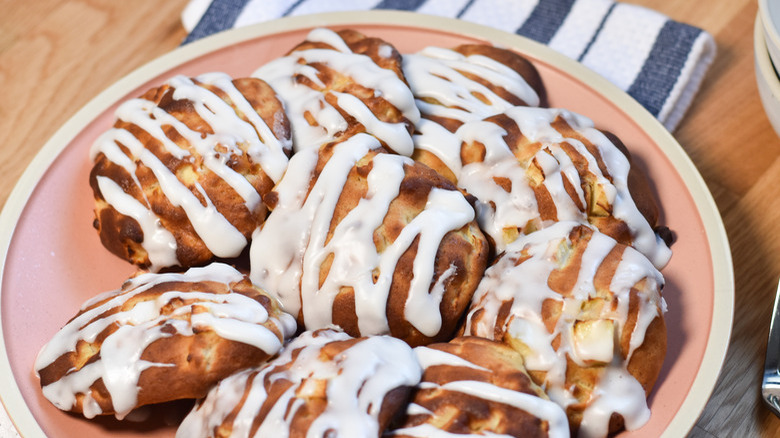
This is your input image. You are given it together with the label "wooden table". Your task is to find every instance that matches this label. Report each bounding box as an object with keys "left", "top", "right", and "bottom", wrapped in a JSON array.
[{"left": 0, "top": 1, "right": 777, "bottom": 437}]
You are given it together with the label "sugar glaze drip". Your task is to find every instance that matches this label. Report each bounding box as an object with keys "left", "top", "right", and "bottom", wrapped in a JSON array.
[
  {"left": 464, "top": 221, "right": 666, "bottom": 436},
  {"left": 250, "top": 133, "right": 475, "bottom": 338},
  {"left": 455, "top": 106, "right": 672, "bottom": 268},
  {"left": 34, "top": 263, "right": 296, "bottom": 420},
  {"left": 253, "top": 28, "right": 420, "bottom": 155},
  {"left": 403, "top": 46, "right": 541, "bottom": 124},
  {"left": 91, "top": 73, "right": 291, "bottom": 270},
  {"left": 388, "top": 345, "right": 570, "bottom": 438},
  {"left": 176, "top": 329, "right": 422, "bottom": 438}
]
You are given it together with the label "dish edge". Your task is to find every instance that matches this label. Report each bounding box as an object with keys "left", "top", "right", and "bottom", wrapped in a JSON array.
[{"left": 0, "top": 10, "right": 734, "bottom": 438}]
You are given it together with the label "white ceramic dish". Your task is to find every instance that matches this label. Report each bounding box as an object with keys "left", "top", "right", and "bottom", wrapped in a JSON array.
[
  {"left": 755, "top": 13, "right": 780, "bottom": 138},
  {"left": 759, "top": 0, "right": 780, "bottom": 71},
  {"left": 0, "top": 11, "right": 733, "bottom": 438}
]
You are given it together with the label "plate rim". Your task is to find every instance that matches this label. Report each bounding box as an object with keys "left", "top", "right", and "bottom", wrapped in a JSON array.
[{"left": 0, "top": 10, "right": 734, "bottom": 438}]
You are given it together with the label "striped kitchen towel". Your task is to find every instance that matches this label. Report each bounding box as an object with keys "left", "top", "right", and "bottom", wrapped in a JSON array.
[{"left": 180, "top": 0, "right": 716, "bottom": 132}]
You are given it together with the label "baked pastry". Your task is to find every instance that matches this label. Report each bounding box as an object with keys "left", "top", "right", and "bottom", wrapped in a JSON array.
[
  {"left": 89, "top": 72, "right": 292, "bottom": 271},
  {"left": 48, "top": 27, "right": 672, "bottom": 437},
  {"left": 404, "top": 44, "right": 547, "bottom": 131},
  {"left": 34, "top": 263, "right": 297, "bottom": 419},
  {"left": 253, "top": 28, "right": 420, "bottom": 155},
  {"left": 463, "top": 222, "right": 667, "bottom": 436},
  {"left": 177, "top": 328, "right": 422, "bottom": 438},
  {"left": 403, "top": 44, "right": 546, "bottom": 182},
  {"left": 455, "top": 106, "right": 671, "bottom": 268},
  {"left": 389, "top": 336, "right": 569, "bottom": 438},
  {"left": 250, "top": 133, "right": 489, "bottom": 346}
]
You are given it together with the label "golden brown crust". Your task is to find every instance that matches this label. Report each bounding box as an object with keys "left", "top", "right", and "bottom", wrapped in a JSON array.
[
  {"left": 316, "top": 146, "right": 488, "bottom": 346},
  {"left": 391, "top": 337, "right": 561, "bottom": 437},
  {"left": 465, "top": 223, "right": 666, "bottom": 435},
  {"left": 410, "top": 148, "right": 459, "bottom": 184},
  {"left": 600, "top": 129, "right": 660, "bottom": 229},
  {"left": 289, "top": 29, "right": 407, "bottom": 84},
  {"left": 89, "top": 75, "right": 291, "bottom": 269},
  {"left": 287, "top": 335, "right": 412, "bottom": 434},
  {"left": 61, "top": 28, "right": 673, "bottom": 437},
  {"left": 409, "top": 44, "right": 547, "bottom": 179},
  {"left": 555, "top": 119, "right": 661, "bottom": 237},
  {"left": 459, "top": 112, "right": 663, "bottom": 253},
  {"left": 36, "top": 266, "right": 292, "bottom": 417},
  {"left": 286, "top": 29, "right": 415, "bottom": 153},
  {"left": 452, "top": 44, "right": 548, "bottom": 108},
  {"left": 178, "top": 329, "right": 420, "bottom": 437},
  {"left": 627, "top": 312, "right": 667, "bottom": 395},
  {"left": 412, "top": 44, "right": 547, "bottom": 132}
]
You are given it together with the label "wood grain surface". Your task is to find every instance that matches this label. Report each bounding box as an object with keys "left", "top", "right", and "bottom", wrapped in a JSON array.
[{"left": 0, "top": 1, "right": 778, "bottom": 437}]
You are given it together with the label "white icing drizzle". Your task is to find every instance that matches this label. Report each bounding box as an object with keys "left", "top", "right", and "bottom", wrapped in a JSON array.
[
  {"left": 403, "top": 263, "right": 457, "bottom": 337},
  {"left": 455, "top": 118, "right": 516, "bottom": 164},
  {"left": 252, "top": 28, "right": 419, "bottom": 154},
  {"left": 578, "top": 364, "right": 652, "bottom": 438},
  {"left": 377, "top": 43, "right": 394, "bottom": 59},
  {"left": 250, "top": 134, "right": 380, "bottom": 318},
  {"left": 409, "top": 102, "right": 672, "bottom": 270},
  {"left": 403, "top": 45, "right": 541, "bottom": 181},
  {"left": 176, "top": 329, "right": 422, "bottom": 438},
  {"left": 464, "top": 221, "right": 665, "bottom": 436},
  {"left": 412, "top": 343, "right": 490, "bottom": 372},
  {"left": 34, "top": 263, "right": 294, "bottom": 420},
  {"left": 65, "top": 34, "right": 676, "bottom": 436},
  {"left": 250, "top": 133, "right": 475, "bottom": 338},
  {"left": 389, "top": 346, "right": 569, "bottom": 438},
  {"left": 405, "top": 403, "right": 434, "bottom": 417},
  {"left": 459, "top": 155, "right": 586, "bottom": 253},
  {"left": 91, "top": 73, "right": 290, "bottom": 269},
  {"left": 307, "top": 27, "right": 353, "bottom": 53},
  {"left": 403, "top": 46, "right": 540, "bottom": 124},
  {"left": 412, "top": 118, "right": 464, "bottom": 175},
  {"left": 456, "top": 106, "right": 671, "bottom": 268},
  {"left": 168, "top": 74, "right": 291, "bottom": 183},
  {"left": 96, "top": 176, "right": 178, "bottom": 268}
]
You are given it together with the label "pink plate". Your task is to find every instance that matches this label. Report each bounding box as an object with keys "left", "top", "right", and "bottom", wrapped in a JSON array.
[{"left": 0, "top": 11, "right": 733, "bottom": 438}]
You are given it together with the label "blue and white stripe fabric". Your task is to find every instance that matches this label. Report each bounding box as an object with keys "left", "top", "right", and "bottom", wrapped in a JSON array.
[{"left": 180, "top": 0, "right": 715, "bottom": 131}]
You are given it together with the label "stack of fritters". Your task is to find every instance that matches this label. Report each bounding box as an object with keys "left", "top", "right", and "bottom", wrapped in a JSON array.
[{"left": 34, "top": 26, "right": 674, "bottom": 438}]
